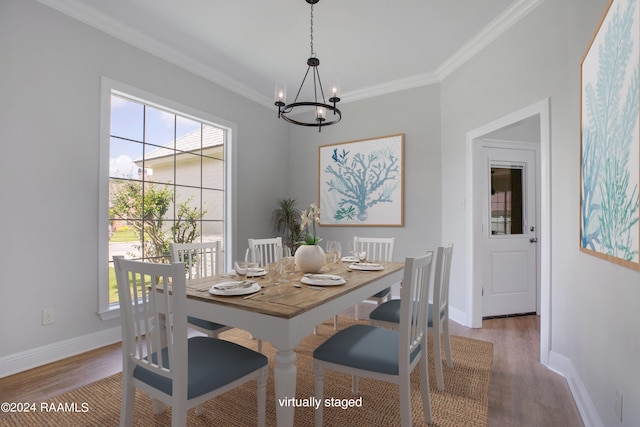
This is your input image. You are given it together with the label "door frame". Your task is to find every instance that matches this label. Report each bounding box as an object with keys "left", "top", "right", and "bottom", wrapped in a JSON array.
[{"left": 466, "top": 98, "right": 551, "bottom": 365}]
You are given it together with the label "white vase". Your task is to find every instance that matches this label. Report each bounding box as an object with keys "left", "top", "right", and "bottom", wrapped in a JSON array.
[{"left": 294, "top": 245, "right": 326, "bottom": 273}]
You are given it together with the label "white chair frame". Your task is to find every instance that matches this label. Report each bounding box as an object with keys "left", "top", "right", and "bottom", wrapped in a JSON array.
[
  {"left": 370, "top": 244, "right": 454, "bottom": 391},
  {"left": 114, "top": 256, "right": 268, "bottom": 427},
  {"left": 170, "top": 241, "right": 232, "bottom": 338},
  {"left": 248, "top": 237, "right": 283, "bottom": 267},
  {"left": 313, "top": 253, "right": 434, "bottom": 426}
]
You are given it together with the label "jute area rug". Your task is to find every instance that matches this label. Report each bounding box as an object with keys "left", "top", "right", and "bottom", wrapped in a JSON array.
[{"left": 1, "top": 317, "right": 493, "bottom": 426}]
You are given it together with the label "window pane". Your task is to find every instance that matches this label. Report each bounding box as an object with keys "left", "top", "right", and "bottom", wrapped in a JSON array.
[
  {"left": 110, "top": 137, "right": 143, "bottom": 179},
  {"left": 203, "top": 189, "right": 224, "bottom": 222},
  {"left": 145, "top": 105, "right": 175, "bottom": 147},
  {"left": 111, "top": 95, "right": 143, "bottom": 141},
  {"left": 175, "top": 152, "right": 202, "bottom": 187},
  {"left": 203, "top": 156, "right": 224, "bottom": 190},
  {"left": 490, "top": 167, "right": 523, "bottom": 235}
]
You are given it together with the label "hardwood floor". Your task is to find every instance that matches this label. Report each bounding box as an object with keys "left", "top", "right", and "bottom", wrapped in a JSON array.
[{"left": 0, "top": 310, "right": 583, "bottom": 426}]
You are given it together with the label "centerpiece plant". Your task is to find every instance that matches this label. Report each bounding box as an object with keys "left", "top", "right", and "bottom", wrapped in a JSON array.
[{"left": 294, "top": 203, "right": 325, "bottom": 273}]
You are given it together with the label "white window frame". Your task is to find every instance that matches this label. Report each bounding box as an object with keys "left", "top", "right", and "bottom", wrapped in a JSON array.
[{"left": 98, "top": 77, "right": 237, "bottom": 320}]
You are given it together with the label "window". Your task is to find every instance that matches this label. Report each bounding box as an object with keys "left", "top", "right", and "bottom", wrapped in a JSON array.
[{"left": 99, "top": 78, "right": 235, "bottom": 319}]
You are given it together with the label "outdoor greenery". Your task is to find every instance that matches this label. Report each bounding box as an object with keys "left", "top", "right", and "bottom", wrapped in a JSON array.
[{"left": 109, "top": 180, "right": 206, "bottom": 262}]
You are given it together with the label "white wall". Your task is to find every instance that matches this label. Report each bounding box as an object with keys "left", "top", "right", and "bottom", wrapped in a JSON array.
[
  {"left": 0, "top": 0, "right": 288, "bottom": 365},
  {"left": 441, "top": 0, "right": 640, "bottom": 426}
]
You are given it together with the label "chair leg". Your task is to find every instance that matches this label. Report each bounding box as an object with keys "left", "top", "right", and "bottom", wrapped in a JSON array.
[
  {"left": 172, "top": 400, "right": 187, "bottom": 427},
  {"left": 314, "top": 361, "right": 324, "bottom": 427},
  {"left": 333, "top": 315, "right": 339, "bottom": 330},
  {"left": 433, "top": 323, "right": 445, "bottom": 391},
  {"left": 351, "top": 375, "right": 359, "bottom": 394},
  {"left": 152, "top": 399, "right": 164, "bottom": 415},
  {"left": 354, "top": 304, "right": 359, "bottom": 320},
  {"left": 399, "top": 371, "right": 412, "bottom": 427},
  {"left": 443, "top": 318, "right": 453, "bottom": 367},
  {"left": 257, "top": 366, "right": 268, "bottom": 427},
  {"left": 419, "top": 353, "right": 433, "bottom": 424},
  {"left": 257, "top": 339, "right": 263, "bottom": 353},
  {"left": 195, "top": 403, "right": 204, "bottom": 416},
  {"left": 121, "top": 370, "right": 135, "bottom": 426}
]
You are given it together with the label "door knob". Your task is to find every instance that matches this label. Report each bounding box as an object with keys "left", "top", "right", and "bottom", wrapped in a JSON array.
[{"left": 530, "top": 237, "right": 538, "bottom": 243}]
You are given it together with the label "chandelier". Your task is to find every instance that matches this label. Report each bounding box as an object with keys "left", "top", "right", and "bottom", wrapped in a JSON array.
[{"left": 274, "top": 0, "right": 341, "bottom": 132}]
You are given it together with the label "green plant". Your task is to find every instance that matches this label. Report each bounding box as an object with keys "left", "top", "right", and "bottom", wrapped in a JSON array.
[{"left": 272, "top": 198, "right": 302, "bottom": 254}]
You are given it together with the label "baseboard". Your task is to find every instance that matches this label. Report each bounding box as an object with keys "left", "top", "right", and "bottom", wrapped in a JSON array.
[
  {"left": 547, "top": 350, "right": 604, "bottom": 427},
  {"left": 449, "top": 306, "right": 467, "bottom": 327},
  {"left": 0, "top": 327, "right": 122, "bottom": 379}
]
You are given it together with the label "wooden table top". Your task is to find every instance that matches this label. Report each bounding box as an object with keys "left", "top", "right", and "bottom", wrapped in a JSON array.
[{"left": 184, "top": 261, "right": 404, "bottom": 319}]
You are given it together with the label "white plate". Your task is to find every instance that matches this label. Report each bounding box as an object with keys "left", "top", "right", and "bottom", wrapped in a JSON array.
[
  {"left": 341, "top": 256, "right": 357, "bottom": 263},
  {"left": 301, "top": 274, "right": 346, "bottom": 286},
  {"left": 233, "top": 268, "right": 267, "bottom": 277},
  {"left": 209, "top": 281, "right": 261, "bottom": 296},
  {"left": 348, "top": 263, "right": 385, "bottom": 271}
]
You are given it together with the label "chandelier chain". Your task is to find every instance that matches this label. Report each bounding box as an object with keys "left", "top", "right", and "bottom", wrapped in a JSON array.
[{"left": 309, "top": 3, "right": 315, "bottom": 57}]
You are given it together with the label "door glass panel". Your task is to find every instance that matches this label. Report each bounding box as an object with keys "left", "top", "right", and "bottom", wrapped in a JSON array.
[{"left": 490, "top": 166, "right": 523, "bottom": 235}]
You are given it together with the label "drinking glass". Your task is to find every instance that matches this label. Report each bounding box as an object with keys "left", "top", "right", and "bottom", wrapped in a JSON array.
[
  {"left": 332, "top": 241, "right": 342, "bottom": 266},
  {"left": 358, "top": 249, "right": 367, "bottom": 263},
  {"left": 276, "top": 245, "right": 289, "bottom": 282},
  {"left": 268, "top": 262, "right": 283, "bottom": 285}
]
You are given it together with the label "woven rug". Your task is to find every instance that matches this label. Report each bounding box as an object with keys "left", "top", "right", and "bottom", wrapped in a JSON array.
[{"left": 1, "top": 317, "right": 492, "bottom": 426}]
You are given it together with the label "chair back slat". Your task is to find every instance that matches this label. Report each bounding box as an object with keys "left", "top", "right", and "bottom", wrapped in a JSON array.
[
  {"left": 248, "top": 237, "right": 283, "bottom": 267},
  {"left": 114, "top": 256, "right": 186, "bottom": 382},
  {"left": 433, "top": 244, "right": 454, "bottom": 318},
  {"left": 398, "top": 253, "right": 433, "bottom": 367},
  {"left": 170, "top": 241, "right": 224, "bottom": 279},
  {"left": 353, "top": 237, "right": 395, "bottom": 262}
]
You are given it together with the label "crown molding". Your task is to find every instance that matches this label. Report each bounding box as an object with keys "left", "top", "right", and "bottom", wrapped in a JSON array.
[
  {"left": 435, "top": 0, "right": 545, "bottom": 80},
  {"left": 37, "top": 0, "right": 274, "bottom": 108},
  {"left": 38, "top": 0, "right": 542, "bottom": 107}
]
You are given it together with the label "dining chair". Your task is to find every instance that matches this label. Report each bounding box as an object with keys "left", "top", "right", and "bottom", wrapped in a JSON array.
[
  {"left": 352, "top": 236, "right": 396, "bottom": 320},
  {"left": 113, "top": 256, "right": 268, "bottom": 427},
  {"left": 248, "top": 237, "right": 283, "bottom": 267},
  {"left": 369, "top": 244, "right": 454, "bottom": 391},
  {"left": 170, "top": 241, "right": 232, "bottom": 339},
  {"left": 313, "top": 253, "right": 434, "bottom": 427}
]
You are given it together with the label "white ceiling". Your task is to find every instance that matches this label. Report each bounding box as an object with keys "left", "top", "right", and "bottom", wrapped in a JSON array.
[{"left": 39, "top": 0, "right": 542, "bottom": 108}]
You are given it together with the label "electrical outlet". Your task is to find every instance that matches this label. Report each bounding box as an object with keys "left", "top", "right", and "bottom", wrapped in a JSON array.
[
  {"left": 615, "top": 391, "right": 623, "bottom": 422},
  {"left": 42, "top": 308, "right": 55, "bottom": 326}
]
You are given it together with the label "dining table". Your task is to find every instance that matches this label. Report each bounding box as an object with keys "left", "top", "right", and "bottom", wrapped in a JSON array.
[{"left": 160, "top": 260, "right": 404, "bottom": 427}]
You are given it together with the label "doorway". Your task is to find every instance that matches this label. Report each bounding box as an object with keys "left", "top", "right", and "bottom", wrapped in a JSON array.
[
  {"left": 466, "top": 98, "right": 551, "bottom": 365},
  {"left": 476, "top": 145, "right": 538, "bottom": 317}
]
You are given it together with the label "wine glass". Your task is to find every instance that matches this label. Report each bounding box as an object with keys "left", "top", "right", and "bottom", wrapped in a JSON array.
[
  {"left": 245, "top": 247, "right": 261, "bottom": 278},
  {"left": 347, "top": 240, "right": 358, "bottom": 261},
  {"left": 358, "top": 249, "right": 367, "bottom": 263}
]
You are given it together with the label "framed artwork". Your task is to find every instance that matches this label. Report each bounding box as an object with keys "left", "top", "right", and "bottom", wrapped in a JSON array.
[
  {"left": 318, "top": 134, "right": 404, "bottom": 226},
  {"left": 580, "top": 0, "right": 640, "bottom": 271}
]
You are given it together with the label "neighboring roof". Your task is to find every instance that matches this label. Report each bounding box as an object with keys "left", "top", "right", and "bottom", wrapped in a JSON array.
[{"left": 138, "top": 126, "right": 224, "bottom": 162}]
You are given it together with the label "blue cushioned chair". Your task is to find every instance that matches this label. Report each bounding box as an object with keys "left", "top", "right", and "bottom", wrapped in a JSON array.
[
  {"left": 370, "top": 244, "right": 454, "bottom": 391},
  {"left": 313, "top": 253, "right": 434, "bottom": 427},
  {"left": 114, "top": 256, "right": 268, "bottom": 427},
  {"left": 170, "top": 241, "right": 232, "bottom": 340}
]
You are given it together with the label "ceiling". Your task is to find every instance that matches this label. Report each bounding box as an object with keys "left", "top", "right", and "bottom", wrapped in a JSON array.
[{"left": 39, "top": 0, "right": 542, "bottom": 108}]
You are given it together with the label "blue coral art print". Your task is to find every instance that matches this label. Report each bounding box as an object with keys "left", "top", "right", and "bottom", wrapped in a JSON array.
[
  {"left": 319, "top": 134, "right": 404, "bottom": 226},
  {"left": 581, "top": 0, "right": 640, "bottom": 270}
]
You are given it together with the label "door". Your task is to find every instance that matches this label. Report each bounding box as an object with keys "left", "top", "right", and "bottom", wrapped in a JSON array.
[{"left": 479, "top": 146, "right": 537, "bottom": 317}]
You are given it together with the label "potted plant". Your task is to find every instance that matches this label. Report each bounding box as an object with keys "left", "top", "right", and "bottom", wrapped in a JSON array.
[
  {"left": 272, "top": 198, "right": 302, "bottom": 255},
  {"left": 294, "top": 203, "right": 325, "bottom": 273}
]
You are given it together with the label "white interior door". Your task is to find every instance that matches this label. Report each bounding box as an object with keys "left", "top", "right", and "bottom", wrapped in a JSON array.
[{"left": 479, "top": 146, "right": 537, "bottom": 317}]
